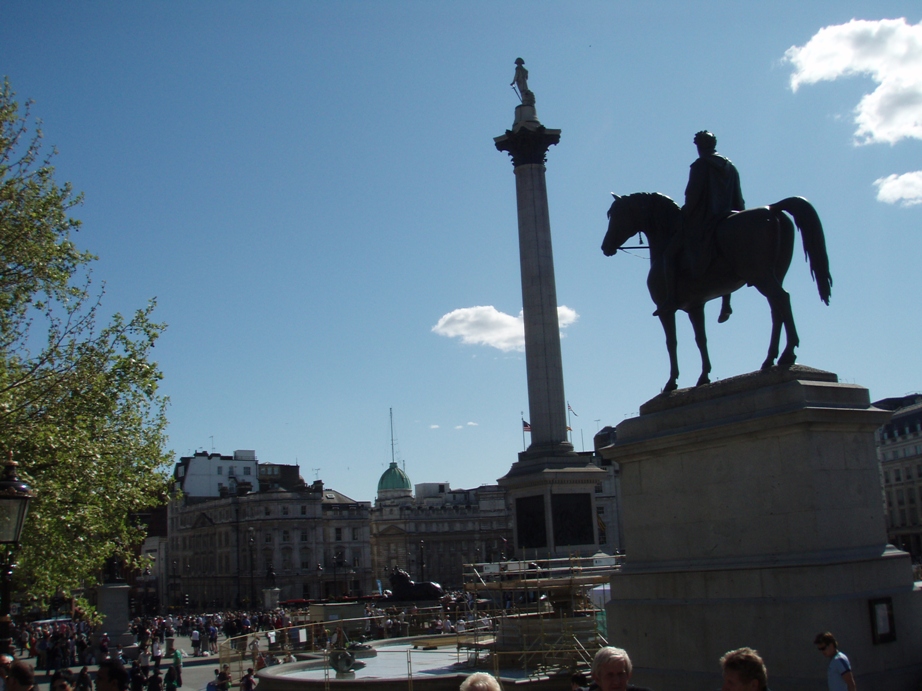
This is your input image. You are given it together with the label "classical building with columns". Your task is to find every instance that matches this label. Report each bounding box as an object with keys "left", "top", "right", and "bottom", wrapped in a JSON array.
[
  {"left": 370, "top": 461, "right": 513, "bottom": 591},
  {"left": 369, "top": 456, "right": 622, "bottom": 591}
]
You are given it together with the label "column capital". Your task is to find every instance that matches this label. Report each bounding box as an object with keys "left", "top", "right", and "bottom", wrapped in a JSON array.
[{"left": 494, "top": 124, "right": 561, "bottom": 168}]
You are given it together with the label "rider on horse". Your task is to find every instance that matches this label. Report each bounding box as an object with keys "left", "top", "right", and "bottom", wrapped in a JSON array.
[{"left": 663, "top": 130, "right": 745, "bottom": 322}]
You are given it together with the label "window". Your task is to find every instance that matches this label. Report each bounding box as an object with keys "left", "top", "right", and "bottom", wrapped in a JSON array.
[
  {"left": 352, "top": 527, "right": 359, "bottom": 541},
  {"left": 301, "top": 505, "right": 307, "bottom": 515},
  {"left": 265, "top": 506, "right": 271, "bottom": 516},
  {"left": 884, "top": 470, "right": 891, "bottom": 484},
  {"left": 265, "top": 533, "right": 272, "bottom": 543},
  {"left": 282, "top": 530, "right": 290, "bottom": 542},
  {"left": 217, "top": 466, "right": 223, "bottom": 475},
  {"left": 300, "top": 530, "right": 308, "bottom": 542},
  {"left": 243, "top": 467, "right": 251, "bottom": 476},
  {"left": 335, "top": 528, "right": 342, "bottom": 541},
  {"left": 282, "top": 506, "right": 289, "bottom": 516},
  {"left": 229, "top": 466, "right": 236, "bottom": 476},
  {"left": 895, "top": 469, "right": 902, "bottom": 482}
]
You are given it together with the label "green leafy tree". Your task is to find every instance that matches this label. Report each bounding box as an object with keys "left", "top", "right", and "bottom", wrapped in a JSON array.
[{"left": 0, "top": 79, "right": 170, "bottom": 612}]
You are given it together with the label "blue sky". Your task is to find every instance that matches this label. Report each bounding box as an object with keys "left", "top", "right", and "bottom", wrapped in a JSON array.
[{"left": 3, "top": 1, "right": 920, "bottom": 504}]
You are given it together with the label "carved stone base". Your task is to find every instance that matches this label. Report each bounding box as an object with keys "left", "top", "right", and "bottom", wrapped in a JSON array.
[{"left": 599, "top": 368, "right": 922, "bottom": 690}]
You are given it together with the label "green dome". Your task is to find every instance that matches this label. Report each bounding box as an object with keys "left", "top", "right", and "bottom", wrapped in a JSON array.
[{"left": 378, "top": 461, "right": 412, "bottom": 491}]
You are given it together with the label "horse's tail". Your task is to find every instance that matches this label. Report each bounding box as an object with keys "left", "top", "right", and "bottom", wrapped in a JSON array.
[{"left": 770, "top": 197, "right": 832, "bottom": 305}]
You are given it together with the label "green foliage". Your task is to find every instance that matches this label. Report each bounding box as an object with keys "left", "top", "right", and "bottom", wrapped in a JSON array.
[{"left": 0, "top": 79, "right": 171, "bottom": 611}]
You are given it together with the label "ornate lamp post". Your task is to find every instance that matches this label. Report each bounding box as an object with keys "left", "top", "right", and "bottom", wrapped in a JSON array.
[{"left": 0, "top": 452, "right": 34, "bottom": 655}]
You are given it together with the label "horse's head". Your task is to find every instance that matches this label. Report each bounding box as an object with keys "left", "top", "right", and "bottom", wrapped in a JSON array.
[
  {"left": 602, "top": 193, "right": 680, "bottom": 257},
  {"left": 601, "top": 193, "right": 638, "bottom": 256}
]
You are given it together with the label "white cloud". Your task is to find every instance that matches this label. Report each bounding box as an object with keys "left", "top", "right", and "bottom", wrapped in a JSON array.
[
  {"left": 874, "top": 171, "right": 922, "bottom": 206},
  {"left": 454, "top": 425, "right": 463, "bottom": 430},
  {"left": 432, "top": 305, "right": 578, "bottom": 352},
  {"left": 466, "top": 422, "right": 478, "bottom": 427},
  {"left": 429, "top": 424, "right": 440, "bottom": 429},
  {"left": 785, "top": 18, "right": 922, "bottom": 145}
]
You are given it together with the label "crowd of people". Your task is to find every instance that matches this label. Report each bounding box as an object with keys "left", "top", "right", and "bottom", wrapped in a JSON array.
[{"left": 2, "top": 605, "right": 857, "bottom": 691}]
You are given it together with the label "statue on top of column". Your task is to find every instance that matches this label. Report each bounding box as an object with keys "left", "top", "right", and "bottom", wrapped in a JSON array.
[{"left": 511, "top": 58, "right": 535, "bottom": 106}]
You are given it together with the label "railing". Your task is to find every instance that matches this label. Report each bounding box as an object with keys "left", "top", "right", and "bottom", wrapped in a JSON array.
[{"left": 218, "top": 600, "right": 609, "bottom": 683}]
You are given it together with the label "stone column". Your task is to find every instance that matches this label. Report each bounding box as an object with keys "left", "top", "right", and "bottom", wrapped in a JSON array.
[
  {"left": 495, "top": 105, "right": 572, "bottom": 462},
  {"left": 495, "top": 93, "right": 605, "bottom": 559}
]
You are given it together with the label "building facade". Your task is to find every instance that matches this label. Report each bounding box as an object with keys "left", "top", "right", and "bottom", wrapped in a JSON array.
[
  {"left": 169, "top": 451, "right": 372, "bottom": 608},
  {"left": 173, "top": 449, "right": 259, "bottom": 498},
  {"left": 370, "top": 462, "right": 514, "bottom": 592},
  {"left": 875, "top": 394, "right": 922, "bottom": 560}
]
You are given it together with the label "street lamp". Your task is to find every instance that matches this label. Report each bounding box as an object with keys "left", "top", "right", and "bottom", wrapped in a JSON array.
[
  {"left": 0, "top": 452, "right": 34, "bottom": 655},
  {"left": 248, "top": 528, "right": 256, "bottom": 608},
  {"left": 419, "top": 540, "right": 425, "bottom": 582}
]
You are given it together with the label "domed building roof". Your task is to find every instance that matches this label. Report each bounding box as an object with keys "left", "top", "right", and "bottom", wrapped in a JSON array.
[{"left": 378, "top": 461, "right": 412, "bottom": 492}]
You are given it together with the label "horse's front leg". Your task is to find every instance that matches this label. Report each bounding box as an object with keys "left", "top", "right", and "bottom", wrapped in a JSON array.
[
  {"left": 658, "top": 310, "right": 679, "bottom": 392},
  {"left": 687, "top": 305, "right": 711, "bottom": 386}
]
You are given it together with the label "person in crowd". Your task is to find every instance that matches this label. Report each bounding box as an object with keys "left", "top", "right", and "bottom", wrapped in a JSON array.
[
  {"left": 720, "top": 647, "right": 769, "bottom": 691},
  {"left": 459, "top": 672, "right": 501, "bottom": 691},
  {"left": 589, "top": 647, "right": 652, "bottom": 691},
  {"left": 815, "top": 632, "right": 856, "bottom": 691},
  {"left": 51, "top": 669, "right": 76, "bottom": 691},
  {"left": 163, "top": 666, "right": 177, "bottom": 691},
  {"left": 0, "top": 652, "right": 14, "bottom": 691},
  {"left": 76, "top": 668, "right": 92, "bottom": 691},
  {"left": 151, "top": 638, "right": 162, "bottom": 672},
  {"left": 6, "top": 662, "right": 34, "bottom": 691},
  {"left": 145, "top": 670, "right": 162, "bottom": 691},
  {"left": 96, "top": 659, "right": 129, "bottom": 691},
  {"left": 128, "top": 661, "right": 145, "bottom": 691}
]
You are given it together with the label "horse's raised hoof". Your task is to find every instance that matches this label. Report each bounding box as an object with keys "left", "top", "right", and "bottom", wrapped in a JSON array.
[
  {"left": 663, "top": 380, "right": 678, "bottom": 393},
  {"left": 696, "top": 374, "right": 711, "bottom": 387},
  {"left": 760, "top": 359, "right": 775, "bottom": 372},
  {"left": 718, "top": 305, "right": 732, "bottom": 323}
]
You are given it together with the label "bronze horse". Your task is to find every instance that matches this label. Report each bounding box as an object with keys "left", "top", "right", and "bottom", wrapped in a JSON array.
[{"left": 602, "top": 193, "right": 831, "bottom": 392}]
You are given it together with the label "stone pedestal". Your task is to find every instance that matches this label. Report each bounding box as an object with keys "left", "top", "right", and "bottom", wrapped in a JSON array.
[
  {"left": 263, "top": 587, "right": 280, "bottom": 611},
  {"left": 499, "top": 464, "right": 606, "bottom": 559},
  {"left": 95, "top": 583, "right": 136, "bottom": 650},
  {"left": 600, "top": 367, "right": 922, "bottom": 690}
]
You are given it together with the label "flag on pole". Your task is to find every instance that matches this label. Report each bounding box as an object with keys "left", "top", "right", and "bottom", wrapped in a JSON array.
[
  {"left": 568, "top": 402, "right": 578, "bottom": 416},
  {"left": 522, "top": 420, "right": 532, "bottom": 432}
]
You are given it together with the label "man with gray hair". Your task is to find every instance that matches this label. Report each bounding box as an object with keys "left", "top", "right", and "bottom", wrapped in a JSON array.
[
  {"left": 459, "top": 672, "right": 501, "bottom": 691},
  {"left": 589, "top": 647, "right": 652, "bottom": 691}
]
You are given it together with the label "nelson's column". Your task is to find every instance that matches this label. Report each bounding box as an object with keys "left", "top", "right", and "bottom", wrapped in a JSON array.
[{"left": 494, "top": 59, "right": 604, "bottom": 559}]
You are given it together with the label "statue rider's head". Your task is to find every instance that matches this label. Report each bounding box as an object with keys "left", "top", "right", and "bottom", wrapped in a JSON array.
[{"left": 694, "top": 130, "right": 717, "bottom": 155}]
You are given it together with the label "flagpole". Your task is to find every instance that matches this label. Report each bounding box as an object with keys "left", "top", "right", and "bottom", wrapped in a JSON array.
[{"left": 521, "top": 411, "right": 526, "bottom": 451}]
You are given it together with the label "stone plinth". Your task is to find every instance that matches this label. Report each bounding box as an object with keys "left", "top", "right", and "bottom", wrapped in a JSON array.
[
  {"left": 499, "top": 463, "right": 605, "bottom": 559},
  {"left": 263, "top": 587, "right": 281, "bottom": 610},
  {"left": 95, "top": 583, "right": 137, "bottom": 651},
  {"left": 600, "top": 367, "right": 922, "bottom": 690}
]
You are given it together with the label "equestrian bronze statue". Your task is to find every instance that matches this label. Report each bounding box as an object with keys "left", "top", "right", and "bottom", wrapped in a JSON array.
[{"left": 601, "top": 192, "right": 831, "bottom": 393}]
